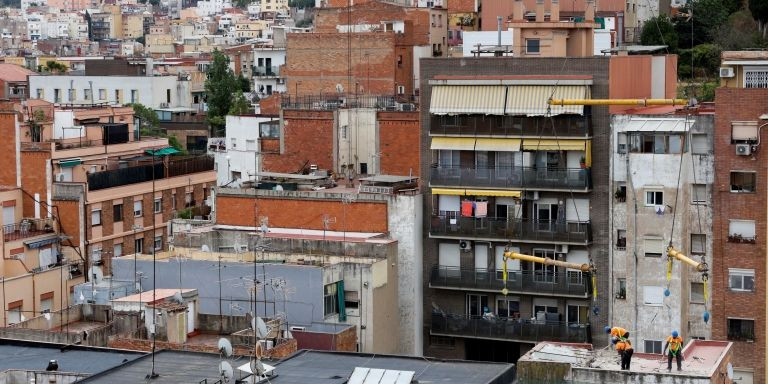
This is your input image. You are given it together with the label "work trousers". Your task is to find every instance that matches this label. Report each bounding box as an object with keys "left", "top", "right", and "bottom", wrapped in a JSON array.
[
  {"left": 668, "top": 352, "right": 682, "bottom": 370},
  {"left": 621, "top": 349, "right": 633, "bottom": 370}
]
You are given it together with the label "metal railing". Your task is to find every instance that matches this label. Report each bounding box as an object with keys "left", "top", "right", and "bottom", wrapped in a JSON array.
[
  {"left": 431, "top": 312, "right": 591, "bottom": 343},
  {"left": 3, "top": 218, "right": 55, "bottom": 242},
  {"left": 87, "top": 156, "right": 214, "bottom": 191},
  {"left": 430, "top": 215, "right": 591, "bottom": 243},
  {"left": 253, "top": 66, "right": 280, "bottom": 77},
  {"left": 429, "top": 114, "right": 591, "bottom": 137},
  {"left": 281, "top": 94, "right": 414, "bottom": 111},
  {"left": 429, "top": 266, "right": 590, "bottom": 297},
  {"left": 429, "top": 166, "right": 591, "bottom": 190}
]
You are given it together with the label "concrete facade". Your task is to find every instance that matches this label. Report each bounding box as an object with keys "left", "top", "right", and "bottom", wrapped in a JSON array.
[
  {"left": 609, "top": 114, "right": 715, "bottom": 352},
  {"left": 212, "top": 115, "right": 279, "bottom": 186}
]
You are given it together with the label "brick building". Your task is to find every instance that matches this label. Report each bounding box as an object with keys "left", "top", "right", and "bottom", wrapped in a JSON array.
[
  {"left": 283, "top": 1, "right": 447, "bottom": 98},
  {"left": 710, "top": 58, "right": 768, "bottom": 383}
]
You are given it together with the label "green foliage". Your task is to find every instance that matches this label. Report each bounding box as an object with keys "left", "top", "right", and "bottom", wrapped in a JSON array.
[
  {"left": 228, "top": 90, "right": 250, "bottom": 115},
  {"left": 750, "top": 0, "right": 768, "bottom": 37},
  {"left": 640, "top": 14, "right": 678, "bottom": 52},
  {"left": 205, "top": 50, "right": 238, "bottom": 136},
  {"left": 716, "top": 10, "right": 768, "bottom": 49},
  {"left": 233, "top": 0, "right": 250, "bottom": 8},
  {"left": 177, "top": 208, "right": 193, "bottom": 219},
  {"left": 136, "top": 36, "right": 145, "bottom": 45},
  {"left": 129, "top": 103, "right": 160, "bottom": 133},
  {"left": 167, "top": 135, "right": 188, "bottom": 155},
  {"left": 237, "top": 74, "right": 251, "bottom": 92},
  {"left": 44, "top": 60, "right": 68, "bottom": 73},
  {"left": 148, "top": 0, "right": 160, "bottom": 5},
  {"left": 296, "top": 18, "right": 313, "bottom": 28},
  {"left": 288, "top": 0, "right": 314, "bottom": 8}
]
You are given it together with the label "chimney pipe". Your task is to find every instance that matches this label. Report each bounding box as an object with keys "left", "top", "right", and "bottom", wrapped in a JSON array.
[
  {"left": 497, "top": 16, "right": 502, "bottom": 46},
  {"left": 551, "top": 0, "right": 559, "bottom": 21},
  {"left": 513, "top": 0, "right": 525, "bottom": 21},
  {"left": 586, "top": 0, "right": 595, "bottom": 21},
  {"left": 536, "top": 0, "right": 545, "bottom": 22}
]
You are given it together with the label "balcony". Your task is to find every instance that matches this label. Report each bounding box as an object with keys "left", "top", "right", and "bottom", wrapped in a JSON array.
[
  {"left": 429, "top": 114, "right": 590, "bottom": 137},
  {"left": 253, "top": 66, "right": 280, "bottom": 77},
  {"left": 430, "top": 166, "right": 591, "bottom": 191},
  {"left": 430, "top": 215, "right": 591, "bottom": 244},
  {"left": 3, "top": 218, "right": 55, "bottom": 242},
  {"left": 431, "top": 312, "right": 590, "bottom": 343},
  {"left": 430, "top": 266, "right": 590, "bottom": 297},
  {"left": 87, "top": 156, "right": 214, "bottom": 191}
]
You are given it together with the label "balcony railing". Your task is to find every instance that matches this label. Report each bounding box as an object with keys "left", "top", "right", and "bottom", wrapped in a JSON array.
[
  {"left": 429, "top": 114, "right": 590, "bottom": 137},
  {"left": 430, "top": 216, "right": 591, "bottom": 243},
  {"left": 281, "top": 94, "right": 417, "bottom": 111},
  {"left": 3, "top": 218, "right": 55, "bottom": 242},
  {"left": 429, "top": 266, "right": 590, "bottom": 297},
  {"left": 430, "top": 166, "right": 591, "bottom": 190},
  {"left": 253, "top": 66, "right": 280, "bottom": 77},
  {"left": 87, "top": 156, "right": 214, "bottom": 191},
  {"left": 431, "top": 312, "right": 591, "bottom": 343}
]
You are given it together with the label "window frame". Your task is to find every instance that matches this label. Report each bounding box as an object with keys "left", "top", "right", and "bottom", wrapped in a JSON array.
[
  {"left": 113, "top": 204, "right": 123, "bottom": 222},
  {"left": 645, "top": 189, "right": 664, "bottom": 206},
  {"left": 691, "top": 184, "right": 707, "bottom": 204},
  {"left": 690, "top": 282, "right": 705, "bottom": 303},
  {"left": 690, "top": 133, "right": 708, "bottom": 154},
  {"left": 730, "top": 171, "right": 756, "bottom": 193},
  {"left": 690, "top": 233, "right": 706, "bottom": 254},
  {"left": 644, "top": 340, "right": 663, "bottom": 354},
  {"left": 154, "top": 235, "right": 163, "bottom": 251},
  {"left": 728, "top": 268, "right": 755, "bottom": 292},
  {"left": 643, "top": 237, "right": 664, "bottom": 258},
  {"left": 154, "top": 198, "right": 162, "bottom": 214},
  {"left": 133, "top": 200, "right": 143, "bottom": 217},
  {"left": 91, "top": 209, "right": 101, "bottom": 226},
  {"left": 525, "top": 38, "right": 540, "bottom": 54},
  {"left": 727, "top": 318, "right": 755, "bottom": 341}
]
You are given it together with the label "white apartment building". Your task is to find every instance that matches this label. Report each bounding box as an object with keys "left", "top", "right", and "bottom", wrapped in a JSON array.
[
  {"left": 209, "top": 115, "right": 278, "bottom": 186},
  {"left": 610, "top": 114, "right": 715, "bottom": 353},
  {"left": 196, "top": 0, "right": 232, "bottom": 16},
  {"left": 253, "top": 45, "right": 285, "bottom": 98}
]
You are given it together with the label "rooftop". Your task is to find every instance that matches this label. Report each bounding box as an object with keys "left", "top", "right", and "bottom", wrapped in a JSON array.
[
  {"left": 0, "top": 339, "right": 144, "bottom": 374},
  {"left": 110, "top": 289, "right": 196, "bottom": 303},
  {"left": 721, "top": 50, "right": 768, "bottom": 61},
  {"left": 0, "top": 63, "right": 35, "bottom": 82}
]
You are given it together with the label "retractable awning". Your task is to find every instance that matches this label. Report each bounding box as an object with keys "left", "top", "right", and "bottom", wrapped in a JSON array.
[
  {"left": 146, "top": 147, "right": 180, "bottom": 156},
  {"left": 430, "top": 137, "right": 477, "bottom": 151},
  {"left": 521, "top": 139, "right": 589, "bottom": 151},
  {"left": 430, "top": 137, "right": 522, "bottom": 151},
  {"left": 58, "top": 159, "right": 82, "bottom": 168},
  {"left": 506, "top": 85, "right": 590, "bottom": 116},
  {"left": 430, "top": 85, "right": 506, "bottom": 115},
  {"left": 475, "top": 138, "right": 521, "bottom": 152},
  {"left": 431, "top": 188, "right": 521, "bottom": 197},
  {"left": 24, "top": 235, "right": 60, "bottom": 249}
]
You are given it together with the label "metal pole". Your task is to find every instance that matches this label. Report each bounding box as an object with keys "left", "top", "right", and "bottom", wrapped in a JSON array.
[{"left": 147, "top": 151, "right": 159, "bottom": 379}]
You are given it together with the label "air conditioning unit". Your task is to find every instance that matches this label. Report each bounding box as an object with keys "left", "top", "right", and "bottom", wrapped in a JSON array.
[
  {"left": 459, "top": 239, "right": 472, "bottom": 251},
  {"left": 258, "top": 339, "right": 274, "bottom": 350},
  {"left": 555, "top": 244, "right": 569, "bottom": 253},
  {"left": 289, "top": 326, "right": 306, "bottom": 331},
  {"left": 55, "top": 173, "right": 66, "bottom": 182},
  {"left": 736, "top": 143, "right": 751, "bottom": 156},
  {"left": 719, "top": 67, "right": 734, "bottom": 78}
]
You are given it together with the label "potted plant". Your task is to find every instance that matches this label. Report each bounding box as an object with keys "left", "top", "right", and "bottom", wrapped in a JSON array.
[
  {"left": 579, "top": 156, "right": 587, "bottom": 169},
  {"left": 614, "top": 188, "right": 626, "bottom": 202}
]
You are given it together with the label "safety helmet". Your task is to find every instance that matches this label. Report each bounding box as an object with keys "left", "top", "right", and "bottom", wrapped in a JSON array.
[
  {"left": 604, "top": 326, "right": 611, "bottom": 334},
  {"left": 611, "top": 337, "right": 619, "bottom": 345},
  {"left": 672, "top": 330, "right": 679, "bottom": 338}
]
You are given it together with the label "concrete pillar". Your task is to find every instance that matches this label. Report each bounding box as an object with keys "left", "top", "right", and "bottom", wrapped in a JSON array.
[
  {"left": 551, "top": 0, "right": 560, "bottom": 21},
  {"left": 513, "top": 0, "right": 525, "bottom": 21},
  {"left": 586, "top": 0, "right": 595, "bottom": 21},
  {"left": 536, "top": 0, "right": 545, "bottom": 22}
]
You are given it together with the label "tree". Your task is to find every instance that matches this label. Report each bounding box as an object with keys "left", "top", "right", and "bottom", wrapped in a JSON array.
[
  {"left": 289, "top": 0, "right": 314, "bottom": 8},
  {"left": 229, "top": 90, "right": 250, "bottom": 115},
  {"left": 237, "top": 74, "right": 251, "bottom": 92},
  {"left": 233, "top": 0, "right": 250, "bottom": 8},
  {"left": 43, "top": 60, "right": 68, "bottom": 73},
  {"left": 167, "top": 135, "right": 188, "bottom": 155},
  {"left": 205, "top": 50, "right": 238, "bottom": 136},
  {"left": 716, "top": 10, "right": 768, "bottom": 49},
  {"left": 640, "top": 15, "right": 679, "bottom": 52},
  {"left": 750, "top": 0, "right": 768, "bottom": 37},
  {"left": 129, "top": 103, "right": 161, "bottom": 135}
]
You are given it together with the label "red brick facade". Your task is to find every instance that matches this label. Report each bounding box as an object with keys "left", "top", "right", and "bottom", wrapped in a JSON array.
[
  {"left": 20, "top": 151, "right": 52, "bottom": 218},
  {"left": 377, "top": 111, "right": 420, "bottom": 176},
  {"left": 0, "top": 113, "right": 18, "bottom": 187},
  {"left": 216, "top": 195, "right": 389, "bottom": 233},
  {"left": 712, "top": 87, "right": 768, "bottom": 384},
  {"left": 262, "top": 110, "right": 335, "bottom": 173}
]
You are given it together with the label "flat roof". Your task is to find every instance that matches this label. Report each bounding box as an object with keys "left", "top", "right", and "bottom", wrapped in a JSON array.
[
  {"left": 0, "top": 339, "right": 144, "bottom": 374},
  {"left": 602, "top": 45, "right": 668, "bottom": 53},
  {"left": 111, "top": 289, "right": 196, "bottom": 303},
  {"left": 359, "top": 175, "right": 418, "bottom": 183},
  {"left": 268, "top": 350, "right": 515, "bottom": 384},
  {"left": 256, "top": 172, "right": 328, "bottom": 180},
  {"left": 155, "top": 107, "right": 196, "bottom": 112}
]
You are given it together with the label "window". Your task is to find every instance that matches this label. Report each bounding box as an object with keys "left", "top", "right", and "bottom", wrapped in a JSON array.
[
  {"left": 397, "top": 85, "right": 405, "bottom": 95},
  {"left": 691, "top": 234, "right": 706, "bottom": 254},
  {"left": 628, "top": 132, "right": 686, "bottom": 154},
  {"left": 185, "top": 192, "right": 193, "bottom": 208},
  {"left": 644, "top": 237, "right": 664, "bottom": 257},
  {"left": 166, "top": 89, "right": 171, "bottom": 103},
  {"left": 691, "top": 184, "right": 707, "bottom": 204},
  {"left": 84, "top": 89, "right": 91, "bottom": 100},
  {"left": 728, "top": 219, "right": 756, "bottom": 242},
  {"left": 230, "top": 138, "right": 237, "bottom": 149},
  {"left": 36, "top": 88, "right": 43, "bottom": 99},
  {"left": 154, "top": 235, "right": 162, "bottom": 251},
  {"left": 115, "top": 89, "right": 122, "bottom": 103},
  {"left": 98, "top": 89, "right": 106, "bottom": 100},
  {"left": 729, "top": 269, "right": 755, "bottom": 292},
  {"left": 438, "top": 150, "right": 460, "bottom": 168},
  {"left": 744, "top": 68, "right": 768, "bottom": 88},
  {"left": 644, "top": 340, "right": 662, "bottom": 354},
  {"left": 567, "top": 304, "right": 589, "bottom": 325},
  {"left": 133, "top": 200, "right": 143, "bottom": 217},
  {"left": 643, "top": 285, "right": 664, "bottom": 306},
  {"left": 323, "top": 283, "right": 339, "bottom": 317},
  {"left": 730, "top": 171, "right": 756, "bottom": 193},
  {"left": 616, "top": 229, "right": 627, "bottom": 249},
  {"left": 727, "top": 318, "right": 755, "bottom": 341},
  {"left": 259, "top": 121, "right": 280, "bottom": 138},
  {"left": 91, "top": 209, "right": 101, "bottom": 226},
  {"left": 246, "top": 140, "right": 256, "bottom": 151},
  {"left": 114, "top": 243, "right": 122, "bottom": 258},
  {"left": 616, "top": 278, "right": 627, "bottom": 299},
  {"left": 467, "top": 294, "right": 489, "bottom": 316},
  {"left": 617, "top": 132, "right": 627, "bottom": 153},
  {"left": 154, "top": 198, "right": 162, "bottom": 213},
  {"left": 113, "top": 204, "right": 123, "bottom": 222},
  {"left": 496, "top": 298, "right": 520, "bottom": 318},
  {"left": 615, "top": 184, "right": 626, "bottom": 202},
  {"left": 526, "top": 39, "right": 540, "bottom": 54},
  {"left": 691, "top": 133, "right": 708, "bottom": 154},
  {"left": 131, "top": 89, "right": 139, "bottom": 103},
  {"left": 340, "top": 126, "right": 347, "bottom": 139},
  {"left": 731, "top": 121, "right": 758, "bottom": 142},
  {"left": 54, "top": 88, "right": 61, "bottom": 103},
  {"left": 645, "top": 190, "right": 663, "bottom": 206},
  {"left": 7, "top": 302, "right": 22, "bottom": 324},
  {"left": 690, "top": 282, "right": 705, "bottom": 303},
  {"left": 134, "top": 238, "right": 143, "bottom": 254}
]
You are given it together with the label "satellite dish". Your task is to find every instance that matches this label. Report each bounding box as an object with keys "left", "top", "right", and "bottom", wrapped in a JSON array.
[
  {"left": 250, "top": 359, "right": 265, "bottom": 376},
  {"left": 254, "top": 341, "right": 264, "bottom": 359},
  {"left": 255, "top": 317, "right": 268, "bottom": 338},
  {"left": 218, "top": 338, "right": 233, "bottom": 357},
  {"left": 88, "top": 266, "right": 103, "bottom": 285},
  {"left": 727, "top": 363, "right": 733, "bottom": 379},
  {"left": 218, "top": 361, "right": 234, "bottom": 381},
  {"left": 172, "top": 291, "right": 183, "bottom": 303},
  {"left": 335, "top": 83, "right": 344, "bottom": 93},
  {"left": 201, "top": 244, "right": 210, "bottom": 253}
]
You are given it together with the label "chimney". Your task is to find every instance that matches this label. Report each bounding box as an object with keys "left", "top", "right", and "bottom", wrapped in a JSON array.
[
  {"left": 513, "top": 0, "right": 525, "bottom": 21},
  {"left": 497, "top": 16, "right": 502, "bottom": 46},
  {"left": 145, "top": 57, "right": 153, "bottom": 76},
  {"left": 585, "top": 0, "right": 595, "bottom": 21},
  {"left": 551, "top": 0, "right": 560, "bottom": 21},
  {"left": 536, "top": 0, "right": 545, "bottom": 22}
]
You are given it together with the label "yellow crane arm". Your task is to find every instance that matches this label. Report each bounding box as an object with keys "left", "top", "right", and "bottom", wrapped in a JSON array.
[
  {"left": 503, "top": 251, "right": 592, "bottom": 272},
  {"left": 548, "top": 99, "right": 689, "bottom": 106},
  {"left": 667, "top": 247, "right": 708, "bottom": 273}
]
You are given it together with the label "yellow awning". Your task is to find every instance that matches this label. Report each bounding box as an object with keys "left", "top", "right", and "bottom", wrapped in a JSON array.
[
  {"left": 430, "top": 85, "right": 506, "bottom": 115},
  {"left": 430, "top": 137, "right": 477, "bottom": 151},
  {"left": 431, "top": 188, "right": 521, "bottom": 197},
  {"left": 475, "top": 138, "right": 521, "bottom": 152},
  {"left": 522, "top": 139, "right": 589, "bottom": 151},
  {"left": 506, "top": 85, "right": 590, "bottom": 116}
]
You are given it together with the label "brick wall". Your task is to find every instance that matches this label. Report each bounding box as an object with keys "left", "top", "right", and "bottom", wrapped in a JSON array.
[
  {"left": 259, "top": 94, "right": 281, "bottom": 116},
  {"left": 377, "top": 111, "right": 420, "bottom": 176},
  {"left": 20, "top": 151, "right": 51, "bottom": 217},
  {"left": 216, "top": 195, "right": 389, "bottom": 233},
  {"left": 314, "top": 2, "right": 432, "bottom": 46},
  {"left": 447, "top": 0, "right": 476, "bottom": 13},
  {"left": 711, "top": 87, "right": 768, "bottom": 384},
  {"left": 0, "top": 113, "right": 17, "bottom": 187},
  {"left": 55, "top": 199, "right": 81, "bottom": 247},
  {"left": 262, "top": 110, "right": 335, "bottom": 173}
]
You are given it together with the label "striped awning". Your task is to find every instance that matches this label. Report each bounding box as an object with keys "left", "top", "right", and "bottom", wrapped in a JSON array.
[
  {"left": 431, "top": 188, "right": 521, "bottom": 197},
  {"left": 475, "top": 138, "right": 521, "bottom": 152},
  {"left": 431, "top": 137, "right": 521, "bottom": 151},
  {"left": 430, "top": 85, "right": 506, "bottom": 115},
  {"left": 521, "top": 139, "right": 589, "bottom": 151},
  {"left": 430, "top": 137, "right": 477, "bottom": 151},
  {"left": 506, "top": 85, "right": 590, "bottom": 116}
]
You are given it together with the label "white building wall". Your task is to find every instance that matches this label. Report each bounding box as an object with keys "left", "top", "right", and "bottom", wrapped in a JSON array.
[
  {"left": 214, "top": 115, "right": 279, "bottom": 186},
  {"left": 609, "top": 115, "right": 714, "bottom": 351},
  {"left": 253, "top": 48, "right": 286, "bottom": 97},
  {"left": 336, "top": 108, "right": 378, "bottom": 176}
]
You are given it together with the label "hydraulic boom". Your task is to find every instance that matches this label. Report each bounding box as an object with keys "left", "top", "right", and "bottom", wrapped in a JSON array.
[
  {"left": 667, "top": 247, "right": 708, "bottom": 273},
  {"left": 501, "top": 249, "right": 597, "bottom": 300}
]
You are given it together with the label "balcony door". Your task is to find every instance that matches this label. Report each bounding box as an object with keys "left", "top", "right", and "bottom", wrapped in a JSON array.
[
  {"left": 3, "top": 205, "right": 15, "bottom": 228},
  {"left": 438, "top": 150, "right": 460, "bottom": 178},
  {"left": 474, "top": 244, "right": 488, "bottom": 272},
  {"left": 496, "top": 151, "right": 513, "bottom": 182},
  {"left": 567, "top": 304, "right": 589, "bottom": 325},
  {"left": 475, "top": 151, "right": 490, "bottom": 179},
  {"left": 534, "top": 202, "right": 559, "bottom": 232},
  {"left": 467, "top": 294, "right": 488, "bottom": 317},
  {"left": 533, "top": 249, "right": 556, "bottom": 283}
]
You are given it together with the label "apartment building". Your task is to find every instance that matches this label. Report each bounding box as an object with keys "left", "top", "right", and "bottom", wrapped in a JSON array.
[
  {"left": 609, "top": 113, "right": 715, "bottom": 357},
  {"left": 710, "top": 51, "right": 768, "bottom": 384},
  {"left": 419, "top": 52, "right": 678, "bottom": 362},
  {"left": 209, "top": 115, "right": 279, "bottom": 186}
]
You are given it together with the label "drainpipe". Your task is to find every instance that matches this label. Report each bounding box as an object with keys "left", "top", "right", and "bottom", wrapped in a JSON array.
[{"left": 497, "top": 16, "right": 502, "bottom": 47}]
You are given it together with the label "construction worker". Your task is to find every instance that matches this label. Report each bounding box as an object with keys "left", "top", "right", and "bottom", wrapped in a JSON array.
[
  {"left": 615, "top": 338, "right": 633, "bottom": 370},
  {"left": 663, "top": 330, "right": 684, "bottom": 371},
  {"left": 604, "top": 326, "right": 630, "bottom": 344}
]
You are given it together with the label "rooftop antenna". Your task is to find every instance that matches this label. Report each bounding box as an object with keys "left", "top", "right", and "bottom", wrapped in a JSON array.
[{"left": 322, "top": 214, "right": 336, "bottom": 241}]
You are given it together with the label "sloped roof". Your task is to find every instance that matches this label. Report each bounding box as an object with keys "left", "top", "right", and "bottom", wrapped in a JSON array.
[{"left": 0, "top": 63, "right": 35, "bottom": 82}]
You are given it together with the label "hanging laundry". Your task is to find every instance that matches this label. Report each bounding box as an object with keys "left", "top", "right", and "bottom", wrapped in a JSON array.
[
  {"left": 475, "top": 201, "right": 488, "bottom": 217},
  {"left": 656, "top": 205, "right": 665, "bottom": 215},
  {"left": 461, "top": 200, "right": 474, "bottom": 217}
]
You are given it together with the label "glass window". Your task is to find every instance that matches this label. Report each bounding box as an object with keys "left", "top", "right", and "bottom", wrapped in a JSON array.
[
  {"left": 690, "top": 282, "right": 705, "bottom": 303},
  {"left": 567, "top": 304, "right": 589, "bottom": 324},
  {"left": 692, "top": 184, "right": 707, "bottom": 203},
  {"left": 496, "top": 298, "right": 520, "bottom": 318},
  {"left": 616, "top": 278, "right": 627, "bottom": 299},
  {"left": 691, "top": 133, "right": 708, "bottom": 154},
  {"left": 728, "top": 318, "right": 755, "bottom": 341},
  {"left": 691, "top": 234, "right": 706, "bottom": 254},
  {"left": 629, "top": 132, "right": 686, "bottom": 154},
  {"left": 133, "top": 200, "right": 142, "bottom": 217},
  {"left": 91, "top": 209, "right": 101, "bottom": 226},
  {"left": 730, "top": 171, "right": 756, "bottom": 193},
  {"left": 323, "top": 283, "right": 339, "bottom": 317},
  {"left": 644, "top": 237, "right": 663, "bottom": 257},
  {"left": 728, "top": 220, "right": 756, "bottom": 241},
  {"left": 643, "top": 285, "right": 664, "bottom": 305},
  {"left": 154, "top": 236, "right": 162, "bottom": 251},
  {"left": 729, "top": 269, "right": 755, "bottom": 292},
  {"left": 113, "top": 204, "right": 123, "bottom": 222},
  {"left": 135, "top": 238, "right": 143, "bottom": 254},
  {"left": 114, "top": 243, "right": 122, "bottom": 258},
  {"left": 645, "top": 190, "right": 663, "bottom": 206},
  {"left": 438, "top": 150, "right": 460, "bottom": 168},
  {"left": 526, "top": 39, "right": 540, "bottom": 54},
  {"left": 154, "top": 198, "right": 162, "bottom": 213},
  {"left": 644, "top": 340, "right": 662, "bottom": 354},
  {"left": 744, "top": 69, "right": 768, "bottom": 88}
]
